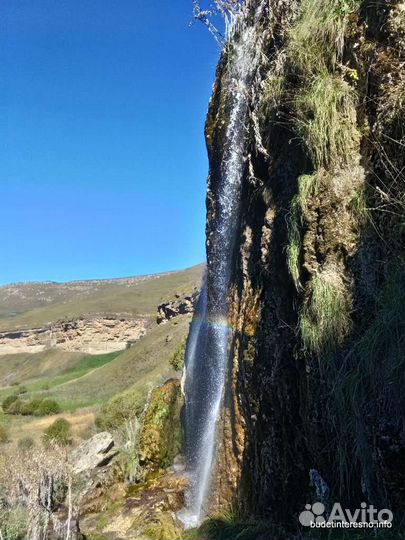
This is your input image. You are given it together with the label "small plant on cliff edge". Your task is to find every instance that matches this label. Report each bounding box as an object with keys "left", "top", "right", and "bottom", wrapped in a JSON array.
[
  {"left": 115, "top": 417, "right": 141, "bottom": 484},
  {"left": 43, "top": 418, "right": 72, "bottom": 446}
]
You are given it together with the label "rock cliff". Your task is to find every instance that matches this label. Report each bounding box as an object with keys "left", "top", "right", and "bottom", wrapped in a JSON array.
[
  {"left": 200, "top": 0, "right": 404, "bottom": 529},
  {"left": 0, "top": 317, "right": 147, "bottom": 355}
]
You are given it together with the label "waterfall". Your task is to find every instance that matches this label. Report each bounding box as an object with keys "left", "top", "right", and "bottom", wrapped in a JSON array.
[{"left": 179, "top": 8, "right": 263, "bottom": 529}]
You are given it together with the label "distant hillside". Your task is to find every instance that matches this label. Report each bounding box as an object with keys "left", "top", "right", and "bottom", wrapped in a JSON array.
[
  {"left": 0, "top": 265, "right": 203, "bottom": 445},
  {"left": 0, "top": 264, "right": 204, "bottom": 331}
]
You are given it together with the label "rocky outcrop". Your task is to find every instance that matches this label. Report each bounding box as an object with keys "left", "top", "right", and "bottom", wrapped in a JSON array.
[
  {"left": 0, "top": 316, "right": 147, "bottom": 355},
  {"left": 157, "top": 291, "right": 197, "bottom": 324},
  {"left": 79, "top": 469, "right": 187, "bottom": 540},
  {"left": 71, "top": 432, "right": 118, "bottom": 474},
  {"left": 77, "top": 380, "right": 186, "bottom": 539},
  {"left": 200, "top": 0, "right": 404, "bottom": 530}
]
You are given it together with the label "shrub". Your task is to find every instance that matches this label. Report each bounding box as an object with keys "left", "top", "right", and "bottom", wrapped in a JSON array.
[
  {"left": 5, "top": 397, "right": 61, "bottom": 417},
  {"left": 20, "top": 398, "right": 44, "bottom": 416},
  {"left": 42, "top": 418, "right": 72, "bottom": 447},
  {"left": 96, "top": 387, "right": 146, "bottom": 431},
  {"left": 16, "top": 385, "right": 28, "bottom": 395},
  {"left": 114, "top": 418, "right": 141, "bottom": 484},
  {"left": 2, "top": 394, "right": 19, "bottom": 412},
  {"left": 0, "top": 506, "right": 28, "bottom": 540},
  {"left": 0, "top": 423, "right": 9, "bottom": 444},
  {"left": 34, "top": 399, "right": 61, "bottom": 416},
  {"left": 18, "top": 437, "right": 35, "bottom": 451},
  {"left": 5, "top": 398, "right": 24, "bottom": 415}
]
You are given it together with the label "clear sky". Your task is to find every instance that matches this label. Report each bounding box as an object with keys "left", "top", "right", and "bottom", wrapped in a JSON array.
[{"left": 0, "top": 0, "right": 220, "bottom": 285}]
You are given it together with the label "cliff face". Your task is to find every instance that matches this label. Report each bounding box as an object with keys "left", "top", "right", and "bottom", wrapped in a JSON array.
[
  {"left": 0, "top": 317, "right": 147, "bottom": 355},
  {"left": 205, "top": 0, "right": 404, "bottom": 526}
]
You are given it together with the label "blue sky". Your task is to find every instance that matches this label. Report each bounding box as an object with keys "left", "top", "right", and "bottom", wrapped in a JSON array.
[{"left": 0, "top": 0, "right": 220, "bottom": 285}]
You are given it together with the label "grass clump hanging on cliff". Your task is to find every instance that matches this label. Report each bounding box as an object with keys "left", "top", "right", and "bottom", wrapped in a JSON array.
[
  {"left": 287, "top": 174, "right": 321, "bottom": 288},
  {"left": 295, "top": 73, "right": 358, "bottom": 168},
  {"left": 300, "top": 271, "right": 351, "bottom": 354},
  {"left": 288, "top": 0, "right": 359, "bottom": 75}
]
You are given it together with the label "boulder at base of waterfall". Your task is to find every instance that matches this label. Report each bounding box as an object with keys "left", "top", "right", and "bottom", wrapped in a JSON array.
[{"left": 71, "top": 432, "right": 118, "bottom": 473}]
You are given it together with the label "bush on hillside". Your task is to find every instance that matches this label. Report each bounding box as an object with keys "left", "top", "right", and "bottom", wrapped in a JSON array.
[
  {"left": 5, "top": 398, "right": 24, "bottom": 415},
  {"left": 0, "top": 506, "right": 28, "bottom": 540},
  {"left": 42, "top": 418, "right": 72, "bottom": 447},
  {"left": 96, "top": 388, "right": 145, "bottom": 431},
  {"left": 4, "top": 397, "right": 61, "bottom": 417},
  {"left": 0, "top": 423, "right": 9, "bottom": 444},
  {"left": 20, "top": 398, "right": 44, "bottom": 416},
  {"left": 34, "top": 399, "right": 61, "bottom": 416},
  {"left": 18, "top": 437, "right": 35, "bottom": 451},
  {"left": 2, "top": 394, "right": 19, "bottom": 412}
]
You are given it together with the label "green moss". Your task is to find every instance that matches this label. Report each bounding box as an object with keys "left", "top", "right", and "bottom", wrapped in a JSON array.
[
  {"left": 300, "top": 271, "right": 351, "bottom": 354},
  {"left": 142, "top": 513, "right": 182, "bottom": 540},
  {"left": 294, "top": 73, "right": 358, "bottom": 168},
  {"left": 138, "top": 379, "right": 183, "bottom": 470}
]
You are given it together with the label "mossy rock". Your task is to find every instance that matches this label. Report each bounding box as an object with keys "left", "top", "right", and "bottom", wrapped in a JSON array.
[{"left": 138, "top": 378, "right": 183, "bottom": 470}]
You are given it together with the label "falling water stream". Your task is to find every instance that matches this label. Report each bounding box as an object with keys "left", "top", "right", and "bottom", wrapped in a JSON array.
[{"left": 179, "top": 10, "right": 262, "bottom": 529}]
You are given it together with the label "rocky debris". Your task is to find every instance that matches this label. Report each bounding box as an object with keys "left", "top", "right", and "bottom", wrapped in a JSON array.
[
  {"left": 71, "top": 432, "right": 118, "bottom": 474},
  {"left": 156, "top": 291, "right": 197, "bottom": 324},
  {"left": 79, "top": 469, "right": 187, "bottom": 540},
  {"left": 0, "top": 316, "right": 147, "bottom": 355}
]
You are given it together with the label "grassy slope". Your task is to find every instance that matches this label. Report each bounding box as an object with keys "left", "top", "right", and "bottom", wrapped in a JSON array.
[
  {"left": 0, "top": 264, "right": 203, "bottom": 330},
  {"left": 0, "top": 316, "right": 191, "bottom": 442},
  {"left": 0, "top": 265, "right": 201, "bottom": 443},
  {"left": 0, "top": 350, "right": 87, "bottom": 387},
  {"left": 32, "top": 315, "right": 190, "bottom": 410}
]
